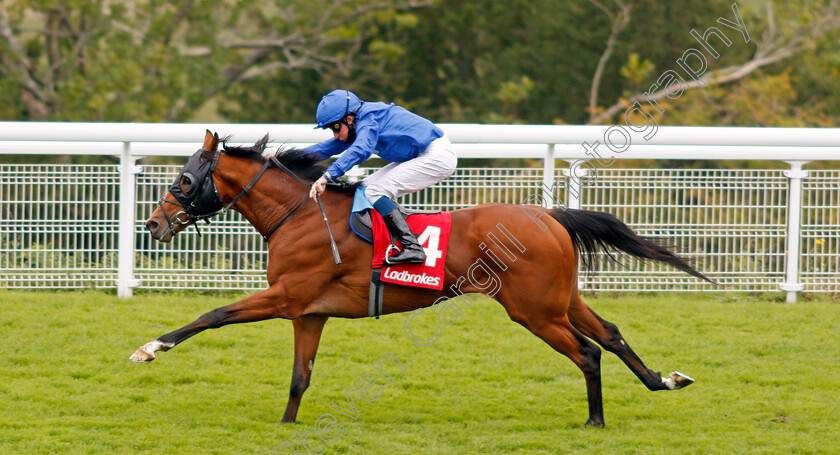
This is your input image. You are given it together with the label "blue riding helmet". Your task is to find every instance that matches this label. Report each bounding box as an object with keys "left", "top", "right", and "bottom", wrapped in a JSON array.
[{"left": 315, "top": 90, "right": 362, "bottom": 129}]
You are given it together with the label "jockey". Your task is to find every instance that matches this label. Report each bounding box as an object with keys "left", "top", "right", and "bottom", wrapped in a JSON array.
[{"left": 306, "top": 89, "right": 457, "bottom": 265}]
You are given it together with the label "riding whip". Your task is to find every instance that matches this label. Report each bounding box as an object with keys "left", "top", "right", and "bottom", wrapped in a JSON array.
[{"left": 316, "top": 193, "right": 342, "bottom": 265}]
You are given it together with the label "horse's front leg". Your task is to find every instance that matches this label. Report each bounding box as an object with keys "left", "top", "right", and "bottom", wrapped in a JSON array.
[
  {"left": 130, "top": 286, "right": 291, "bottom": 363},
  {"left": 282, "top": 314, "right": 328, "bottom": 423}
]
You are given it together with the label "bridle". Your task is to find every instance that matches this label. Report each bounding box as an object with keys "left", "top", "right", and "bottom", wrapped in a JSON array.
[
  {"left": 157, "top": 148, "right": 342, "bottom": 264},
  {"left": 156, "top": 148, "right": 223, "bottom": 238}
]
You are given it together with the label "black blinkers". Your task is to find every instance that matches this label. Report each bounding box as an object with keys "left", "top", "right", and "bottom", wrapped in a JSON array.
[{"left": 167, "top": 149, "right": 223, "bottom": 217}]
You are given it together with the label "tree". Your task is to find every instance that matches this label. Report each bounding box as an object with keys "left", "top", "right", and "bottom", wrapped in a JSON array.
[
  {"left": 588, "top": 0, "right": 840, "bottom": 125},
  {"left": 4, "top": 0, "right": 840, "bottom": 130},
  {"left": 0, "top": 0, "right": 432, "bottom": 121}
]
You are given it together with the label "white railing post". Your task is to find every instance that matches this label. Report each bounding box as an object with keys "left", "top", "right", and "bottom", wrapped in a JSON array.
[
  {"left": 117, "top": 142, "right": 140, "bottom": 298},
  {"left": 541, "top": 144, "right": 556, "bottom": 207},
  {"left": 780, "top": 161, "right": 809, "bottom": 303},
  {"left": 563, "top": 160, "right": 587, "bottom": 210}
]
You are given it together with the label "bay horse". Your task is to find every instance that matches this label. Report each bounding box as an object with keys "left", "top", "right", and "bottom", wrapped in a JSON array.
[{"left": 133, "top": 130, "right": 712, "bottom": 427}]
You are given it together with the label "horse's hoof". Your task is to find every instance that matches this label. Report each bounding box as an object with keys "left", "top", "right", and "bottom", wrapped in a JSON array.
[
  {"left": 668, "top": 371, "right": 694, "bottom": 389},
  {"left": 129, "top": 341, "right": 161, "bottom": 363},
  {"left": 584, "top": 418, "right": 605, "bottom": 427},
  {"left": 130, "top": 348, "right": 155, "bottom": 363},
  {"left": 129, "top": 340, "right": 173, "bottom": 363}
]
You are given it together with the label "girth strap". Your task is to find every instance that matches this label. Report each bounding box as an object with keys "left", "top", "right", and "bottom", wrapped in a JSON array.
[{"left": 369, "top": 268, "right": 384, "bottom": 319}]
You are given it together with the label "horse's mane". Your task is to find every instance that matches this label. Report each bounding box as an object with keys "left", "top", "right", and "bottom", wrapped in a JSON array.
[{"left": 220, "top": 134, "right": 360, "bottom": 193}]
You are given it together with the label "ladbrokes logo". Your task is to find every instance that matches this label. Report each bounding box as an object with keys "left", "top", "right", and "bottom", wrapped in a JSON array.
[{"left": 383, "top": 268, "right": 441, "bottom": 287}]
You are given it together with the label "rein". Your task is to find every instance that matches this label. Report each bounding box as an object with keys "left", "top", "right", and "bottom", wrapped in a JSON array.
[
  {"left": 160, "top": 151, "right": 342, "bottom": 265},
  {"left": 261, "top": 156, "right": 341, "bottom": 266}
]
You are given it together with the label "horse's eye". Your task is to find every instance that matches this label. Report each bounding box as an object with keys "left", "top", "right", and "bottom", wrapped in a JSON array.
[{"left": 180, "top": 175, "right": 194, "bottom": 194}]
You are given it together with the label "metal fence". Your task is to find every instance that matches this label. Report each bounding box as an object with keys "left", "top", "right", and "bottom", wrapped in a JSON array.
[
  {"left": 0, "top": 164, "right": 120, "bottom": 289},
  {"left": 801, "top": 170, "right": 840, "bottom": 292},
  {"left": 577, "top": 168, "right": 790, "bottom": 291},
  {"left": 1, "top": 122, "right": 838, "bottom": 301}
]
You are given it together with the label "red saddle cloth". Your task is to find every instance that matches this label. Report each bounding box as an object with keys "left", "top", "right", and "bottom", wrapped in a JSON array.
[{"left": 370, "top": 210, "right": 452, "bottom": 290}]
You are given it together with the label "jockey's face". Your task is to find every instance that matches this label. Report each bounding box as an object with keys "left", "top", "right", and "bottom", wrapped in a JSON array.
[{"left": 333, "top": 115, "right": 355, "bottom": 143}]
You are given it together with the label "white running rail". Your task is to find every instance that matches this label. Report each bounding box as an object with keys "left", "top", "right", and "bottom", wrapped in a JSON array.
[{"left": 1, "top": 122, "right": 838, "bottom": 302}]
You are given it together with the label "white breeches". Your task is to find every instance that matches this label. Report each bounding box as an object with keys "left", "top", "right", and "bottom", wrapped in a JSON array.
[{"left": 363, "top": 135, "right": 457, "bottom": 203}]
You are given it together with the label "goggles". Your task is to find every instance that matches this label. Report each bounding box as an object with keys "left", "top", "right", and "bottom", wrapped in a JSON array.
[{"left": 325, "top": 120, "right": 343, "bottom": 132}]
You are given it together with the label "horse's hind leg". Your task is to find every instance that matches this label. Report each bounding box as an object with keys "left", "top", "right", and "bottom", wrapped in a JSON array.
[
  {"left": 567, "top": 291, "right": 694, "bottom": 391},
  {"left": 282, "top": 315, "right": 328, "bottom": 423},
  {"left": 517, "top": 314, "right": 605, "bottom": 427}
]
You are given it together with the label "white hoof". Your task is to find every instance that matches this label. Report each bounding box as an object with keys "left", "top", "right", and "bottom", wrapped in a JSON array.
[
  {"left": 662, "top": 371, "right": 695, "bottom": 390},
  {"left": 129, "top": 340, "right": 173, "bottom": 363},
  {"left": 130, "top": 348, "right": 155, "bottom": 363}
]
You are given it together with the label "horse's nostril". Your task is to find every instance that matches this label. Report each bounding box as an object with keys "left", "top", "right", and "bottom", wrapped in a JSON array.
[{"left": 146, "top": 220, "right": 158, "bottom": 232}]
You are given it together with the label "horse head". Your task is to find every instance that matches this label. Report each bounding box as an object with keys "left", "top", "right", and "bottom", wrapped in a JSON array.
[
  {"left": 146, "top": 130, "right": 335, "bottom": 243},
  {"left": 146, "top": 130, "right": 226, "bottom": 242}
]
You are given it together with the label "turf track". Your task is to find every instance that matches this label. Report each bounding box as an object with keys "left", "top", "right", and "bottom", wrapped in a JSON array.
[{"left": 0, "top": 290, "right": 837, "bottom": 454}]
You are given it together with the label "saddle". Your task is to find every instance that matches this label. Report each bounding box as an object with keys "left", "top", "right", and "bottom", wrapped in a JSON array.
[{"left": 348, "top": 186, "right": 449, "bottom": 319}]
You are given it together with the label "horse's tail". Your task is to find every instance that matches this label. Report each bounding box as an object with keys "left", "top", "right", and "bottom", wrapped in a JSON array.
[{"left": 549, "top": 208, "right": 715, "bottom": 284}]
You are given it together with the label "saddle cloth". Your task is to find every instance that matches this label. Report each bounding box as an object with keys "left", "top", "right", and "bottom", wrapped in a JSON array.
[{"left": 350, "top": 186, "right": 451, "bottom": 291}]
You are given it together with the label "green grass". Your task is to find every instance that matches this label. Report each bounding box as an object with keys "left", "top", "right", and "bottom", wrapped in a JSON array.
[{"left": 0, "top": 290, "right": 838, "bottom": 454}]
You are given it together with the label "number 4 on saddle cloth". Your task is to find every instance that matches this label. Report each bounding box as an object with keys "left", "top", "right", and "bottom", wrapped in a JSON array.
[{"left": 349, "top": 186, "right": 451, "bottom": 293}]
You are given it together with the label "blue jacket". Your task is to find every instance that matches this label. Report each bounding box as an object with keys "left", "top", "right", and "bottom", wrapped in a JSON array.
[{"left": 304, "top": 101, "right": 444, "bottom": 179}]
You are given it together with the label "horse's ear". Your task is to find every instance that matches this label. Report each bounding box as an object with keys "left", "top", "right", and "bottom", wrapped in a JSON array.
[{"left": 203, "top": 129, "right": 219, "bottom": 152}]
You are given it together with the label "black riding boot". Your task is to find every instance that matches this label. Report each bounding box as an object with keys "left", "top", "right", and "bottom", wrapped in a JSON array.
[{"left": 382, "top": 208, "right": 426, "bottom": 264}]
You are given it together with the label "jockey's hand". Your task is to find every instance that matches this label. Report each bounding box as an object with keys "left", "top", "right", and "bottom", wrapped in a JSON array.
[{"left": 309, "top": 176, "right": 328, "bottom": 200}]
